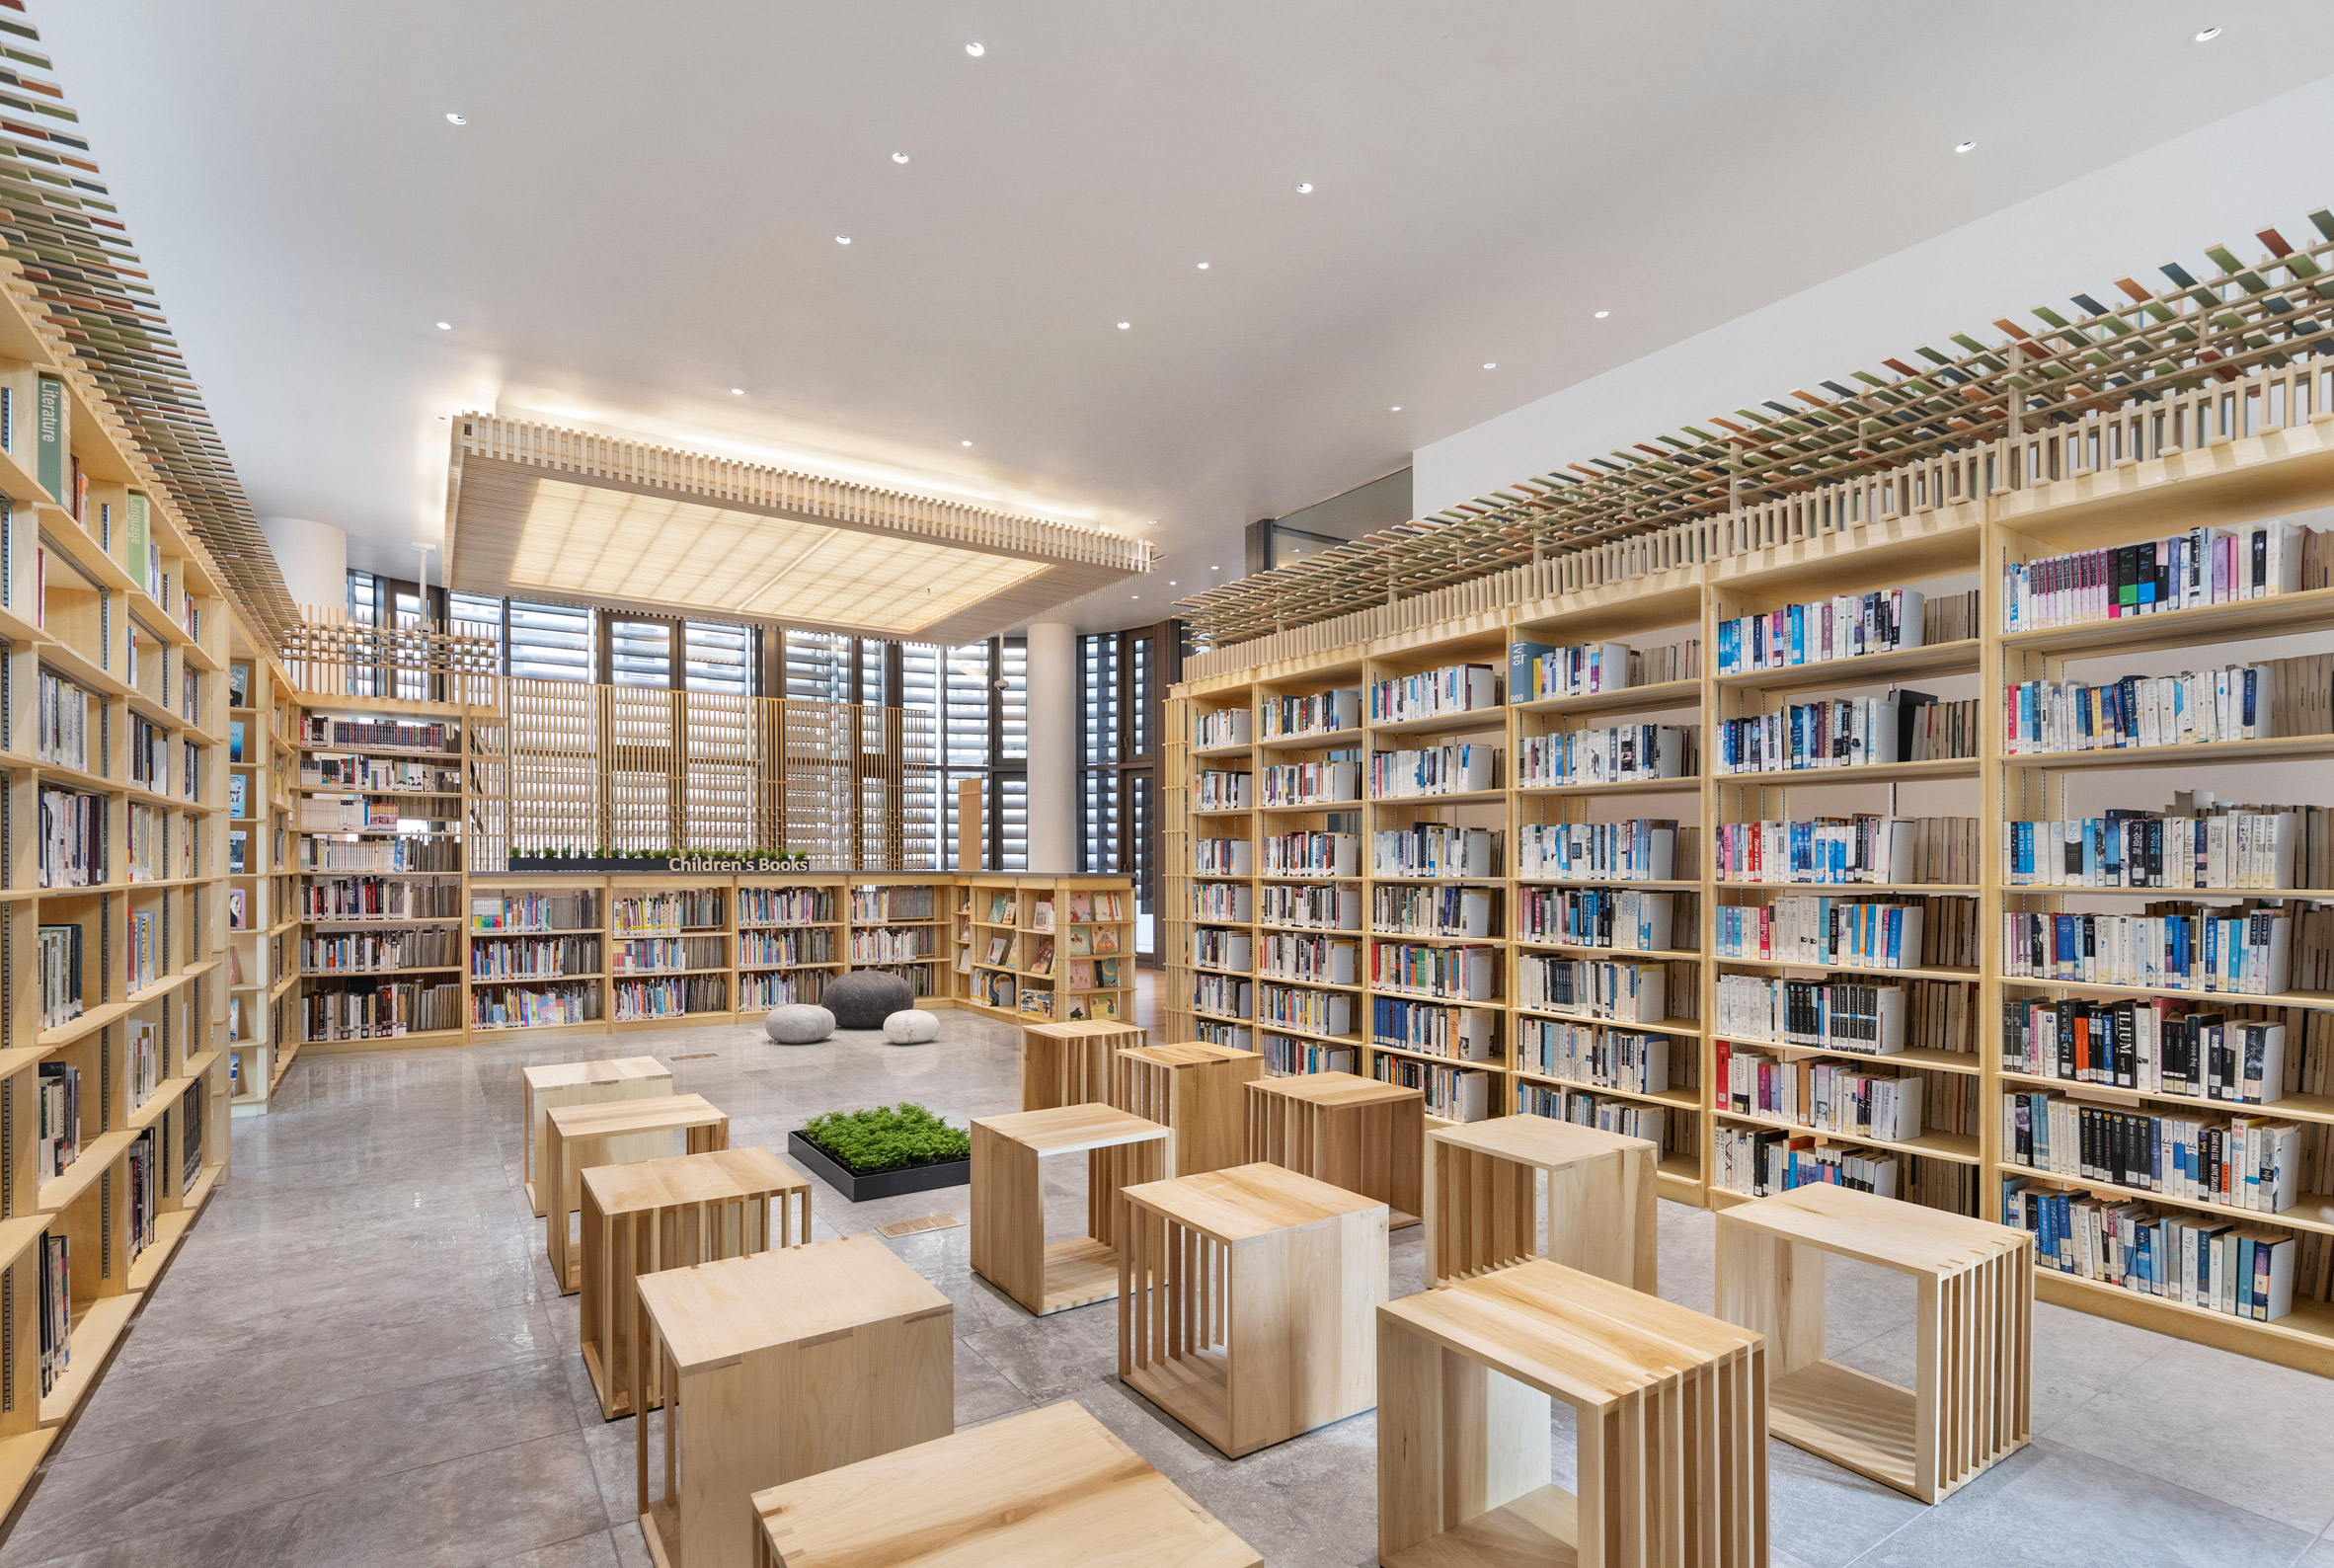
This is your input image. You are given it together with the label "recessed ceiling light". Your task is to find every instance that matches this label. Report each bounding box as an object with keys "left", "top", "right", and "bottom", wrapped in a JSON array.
[
  {"left": 892, "top": 151, "right": 910, "bottom": 163},
  {"left": 1131, "top": 594, "right": 1139, "bottom": 599},
  {"left": 962, "top": 439, "right": 973, "bottom": 447},
  {"left": 1594, "top": 310, "right": 1610, "bottom": 319},
  {"left": 1168, "top": 581, "right": 1177, "bottom": 586},
  {"left": 731, "top": 388, "right": 744, "bottom": 395},
  {"left": 1295, "top": 182, "right": 1314, "bottom": 195},
  {"left": 1209, "top": 564, "right": 1219, "bottom": 570},
  {"left": 965, "top": 40, "right": 984, "bottom": 56},
  {"left": 835, "top": 235, "right": 851, "bottom": 245},
  {"left": 445, "top": 113, "right": 467, "bottom": 125},
  {"left": 1196, "top": 261, "right": 1209, "bottom": 270},
  {"left": 435, "top": 321, "right": 451, "bottom": 331},
  {"left": 1954, "top": 140, "right": 1977, "bottom": 153},
  {"left": 1118, "top": 321, "right": 1131, "bottom": 330},
  {"left": 1390, "top": 405, "right": 1402, "bottom": 412},
  {"left": 1483, "top": 362, "right": 1497, "bottom": 369},
  {"left": 2194, "top": 26, "right": 2220, "bottom": 40}
]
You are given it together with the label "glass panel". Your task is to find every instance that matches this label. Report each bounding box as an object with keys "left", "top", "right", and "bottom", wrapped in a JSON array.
[
  {"left": 348, "top": 571, "right": 378, "bottom": 627},
  {"left": 610, "top": 619, "right": 673, "bottom": 688},
  {"left": 448, "top": 590, "right": 504, "bottom": 668},
  {"left": 1129, "top": 770, "right": 1155, "bottom": 956},
  {"left": 997, "top": 636, "right": 1028, "bottom": 761},
  {"left": 1079, "top": 768, "right": 1121, "bottom": 873},
  {"left": 944, "top": 645, "right": 990, "bottom": 768},
  {"left": 1080, "top": 634, "right": 1120, "bottom": 767},
  {"left": 901, "top": 644, "right": 944, "bottom": 867},
  {"left": 684, "top": 620, "right": 751, "bottom": 694},
  {"left": 786, "top": 629, "right": 850, "bottom": 702},
  {"left": 508, "top": 599, "right": 594, "bottom": 682},
  {"left": 1130, "top": 635, "right": 1153, "bottom": 759},
  {"left": 995, "top": 771, "right": 1028, "bottom": 871}
]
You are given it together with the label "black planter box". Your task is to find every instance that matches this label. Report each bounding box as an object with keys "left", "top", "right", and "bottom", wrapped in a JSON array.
[
  {"left": 510, "top": 855, "right": 814, "bottom": 874},
  {"left": 787, "top": 1131, "right": 970, "bottom": 1202}
]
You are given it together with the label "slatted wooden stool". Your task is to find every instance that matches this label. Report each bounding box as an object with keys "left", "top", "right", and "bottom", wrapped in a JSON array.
[
  {"left": 544, "top": 1094, "right": 729, "bottom": 1294},
  {"left": 749, "top": 1400, "right": 1262, "bottom": 1567},
  {"left": 522, "top": 1057, "right": 672, "bottom": 1217},
  {"left": 1118, "top": 1162, "right": 1385, "bottom": 1456},
  {"left": 1243, "top": 1069, "right": 1424, "bottom": 1227},
  {"left": 1020, "top": 1019, "right": 1146, "bottom": 1111},
  {"left": 1716, "top": 1181, "right": 2032, "bottom": 1504},
  {"left": 970, "top": 1103, "right": 1167, "bottom": 1315},
  {"left": 1114, "top": 1041, "right": 1261, "bottom": 1176},
  {"left": 637, "top": 1235, "right": 953, "bottom": 1568},
  {"left": 1425, "top": 1114, "right": 1658, "bottom": 1291},
  {"left": 1377, "top": 1258, "right": 1768, "bottom": 1568},
  {"left": 580, "top": 1145, "right": 813, "bottom": 1421}
]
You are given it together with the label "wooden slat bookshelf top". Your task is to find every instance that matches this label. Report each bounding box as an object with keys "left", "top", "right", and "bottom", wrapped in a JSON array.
[
  {"left": 1716, "top": 1181, "right": 2030, "bottom": 1278},
  {"left": 545, "top": 1092, "right": 725, "bottom": 1140},
  {"left": 1022, "top": 1019, "right": 1144, "bottom": 1045},
  {"left": 751, "top": 1400, "right": 1262, "bottom": 1568},
  {"left": 1122, "top": 1161, "right": 1385, "bottom": 1242},
  {"left": 1429, "top": 1113, "right": 1656, "bottom": 1169},
  {"left": 1247, "top": 1068, "right": 1419, "bottom": 1109},
  {"left": 1380, "top": 1257, "right": 1760, "bottom": 1411},
  {"left": 972, "top": 1102, "right": 1168, "bottom": 1155},
  {"left": 520, "top": 1055, "right": 668, "bottom": 1093},
  {"left": 581, "top": 1144, "right": 808, "bottom": 1216},
  {"left": 636, "top": 1234, "right": 948, "bottom": 1373}
]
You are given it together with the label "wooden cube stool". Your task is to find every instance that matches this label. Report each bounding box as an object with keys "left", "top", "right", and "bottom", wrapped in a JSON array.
[
  {"left": 1115, "top": 1041, "right": 1262, "bottom": 1176},
  {"left": 545, "top": 1094, "right": 730, "bottom": 1294},
  {"left": 1715, "top": 1181, "right": 2032, "bottom": 1504},
  {"left": 1426, "top": 1115, "right": 1658, "bottom": 1292},
  {"left": 749, "top": 1400, "right": 1261, "bottom": 1567},
  {"left": 1243, "top": 1069, "right": 1424, "bottom": 1227},
  {"left": 1021, "top": 1019, "right": 1146, "bottom": 1111},
  {"left": 523, "top": 1056, "right": 672, "bottom": 1216},
  {"left": 970, "top": 1103, "right": 1167, "bottom": 1315},
  {"left": 1118, "top": 1161, "right": 1386, "bottom": 1456},
  {"left": 1378, "top": 1258, "right": 1768, "bottom": 1568},
  {"left": 581, "top": 1145, "right": 814, "bottom": 1421},
  {"left": 637, "top": 1235, "right": 953, "bottom": 1568}
]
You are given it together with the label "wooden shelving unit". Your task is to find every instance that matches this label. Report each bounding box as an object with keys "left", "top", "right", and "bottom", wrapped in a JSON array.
[
  {"left": 226, "top": 643, "right": 298, "bottom": 1112},
  {"left": 951, "top": 873, "right": 1133, "bottom": 1024}
]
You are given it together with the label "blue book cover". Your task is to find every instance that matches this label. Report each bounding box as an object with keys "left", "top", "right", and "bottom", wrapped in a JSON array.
[{"left": 1508, "top": 642, "right": 1555, "bottom": 703}]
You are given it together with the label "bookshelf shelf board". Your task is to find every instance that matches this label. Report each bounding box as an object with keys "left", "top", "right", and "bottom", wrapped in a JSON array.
[
  {"left": 1658, "top": 1151, "right": 1703, "bottom": 1185},
  {"left": 1512, "top": 769, "right": 1698, "bottom": 798},
  {"left": 1516, "top": 940, "right": 1702, "bottom": 963},
  {"left": 1368, "top": 1039, "right": 1501, "bottom": 1071},
  {"left": 127, "top": 1072, "right": 206, "bottom": 1132},
  {"left": 269, "top": 916, "right": 304, "bottom": 935},
  {"left": 0, "top": 889, "right": 37, "bottom": 905},
  {"left": 1366, "top": 787, "right": 1509, "bottom": 808},
  {"left": 2005, "top": 884, "right": 2334, "bottom": 899},
  {"left": 2002, "top": 585, "right": 2334, "bottom": 659},
  {"left": 1372, "top": 874, "right": 1513, "bottom": 887},
  {"left": 1998, "top": 1068, "right": 2334, "bottom": 1126},
  {"left": 1734, "top": 1041, "right": 1983, "bottom": 1077},
  {"left": 736, "top": 921, "right": 844, "bottom": 931},
  {"left": 2004, "top": 735, "right": 2334, "bottom": 772},
  {"left": 608, "top": 966, "right": 730, "bottom": 978},
  {"left": 738, "top": 961, "right": 845, "bottom": 973},
  {"left": 1511, "top": 1068, "right": 1704, "bottom": 1112},
  {"left": 296, "top": 787, "right": 461, "bottom": 799},
  {"left": 2001, "top": 976, "right": 2334, "bottom": 1012},
  {"left": 1256, "top": 973, "right": 1363, "bottom": 993},
  {"left": 1251, "top": 1020, "right": 1365, "bottom": 1049},
  {"left": 1367, "top": 708, "right": 1508, "bottom": 738},
  {"left": 1997, "top": 1163, "right": 2334, "bottom": 1236},
  {"left": 1189, "top": 806, "right": 1255, "bottom": 819},
  {"left": 34, "top": 758, "right": 123, "bottom": 795},
  {"left": 297, "top": 745, "right": 465, "bottom": 759},
  {"left": 39, "top": 1002, "right": 136, "bottom": 1051},
  {"left": 1721, "top": 882, "right": 1982, "bottom": 896},
  {"left": 122, "top": 688, "right": 181, "bottom": 735},
  {"left": 39, "top": 1293, "right": 141, "bottom": 1427},
  {"left": 1512, "top": 676, "right": 1704, "bottom": 718},
  {"left": 125, "top": 968, "right": 209, "bottom": 1008},
  {"left": 1260, "top": 799, "right": 1362, "bottom": 814},
  {"left": 303, "top": 914, "right": 462, "bottom": 927},
  {"left": 125, "top": 1207, "right": 201, "bottom": 1294},
  {"left": 37, "top": 637, "right": 131, "bottom": 700},
  {"left": 1193, "top": 1006, "right": 1254, "bottom": 1026},
  {"left": 1716, "top": 638, "right": 1983, "bottom": 693},
  {"left": 1261, "top": 874, "right": 1364, "bottom": 884},
  {"left": 473, "top": 972, "right": 607, "bottom": 983},
  {"left": 1259, "top": 726, "right": 1364, "bottom": 749},
  {"left": 1514, "top": 876, "right": 1700, "bottom": 892},
  {"left": 1513, "top": 1007, "right": 1701, "bottom": 1037},
  {"left": 1369, "top": 984, "right": 1500, "bottom": 1006},
  {"left": 300, "top": 965, "right": 465, "bottom": 979},
  {"left": 1711, "top": 1109, "right": 1981, "bottom": 1164},
  {"left": 39, "top": 1130, "right": 141, "bottom": 1213},
  {"left": 1193, "top": 963, "right": 1253, "bottom": 980},
  {"left": 0, "top": 1045, "right": 55, "bottom": 1082},
  {"left": 463, "top": 1020, "right": 601, "bottom": 1038},
  {"left": 2034, "top": 1269, "right": 2334, "bottom": 1378},
  {"left": 1715, "top": 958, "right": 1982, "bottom": 984},
  {"left": 1365, "top": 928, "right": 1485, "bottom": 945},
  {"left": 1716, "top": 756, "right": 1982, "bottom": 785},
  {"left": 0, "top": 599, "right": 40, "bottom": 648}
]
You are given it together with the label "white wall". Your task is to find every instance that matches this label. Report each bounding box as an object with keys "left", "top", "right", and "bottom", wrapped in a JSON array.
[
  {"left": 1024, "top": 621, "right": 1078, "bottom": 874},
  {"left": 256, "top": 515, "right": 348, "bottom": 614},
  {"left": 1415, "top": 73, "right": 2334, "bottom": 516}
]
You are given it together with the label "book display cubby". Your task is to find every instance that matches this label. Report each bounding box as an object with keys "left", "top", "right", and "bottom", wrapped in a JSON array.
[
  {"left": 1166, "top": 429, "right": 2334, "bottom": 1376},
  {"left": 950, "top": 874, "right": 1133, "bottom": 1024}
]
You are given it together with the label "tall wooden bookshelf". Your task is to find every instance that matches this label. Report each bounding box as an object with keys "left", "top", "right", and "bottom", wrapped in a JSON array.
[
  {"left": 226, "top": 641, "right": 299, "bottom": 1113},
  {"left": 1168, "top": 415, "right": 2334, "bottom": 1377}
]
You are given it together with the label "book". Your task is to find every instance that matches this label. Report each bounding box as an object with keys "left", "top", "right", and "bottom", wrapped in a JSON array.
[
  {"left": 228, "top": 662, "right": 251, "bottom": 709},
  {"left": 227, "top": 888, "right": 249, "bottom": 929},
  {"left": 229, "top": 721, "right": 245, "bottom": 762},
  {"left": 1030, "top": 899, "right": 1054, "bottom": 932},
  {"left": 228, "top": 772, "right": 248, "bottom": 819},
  {"left": 228, "top": 830, "right": 248, "bottom": 876}
]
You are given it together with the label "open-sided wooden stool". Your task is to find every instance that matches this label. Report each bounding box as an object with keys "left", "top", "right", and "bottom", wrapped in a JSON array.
[
  {"left": 580, "top": 1145, "right": 813, "bottom": 1421},
  {"left": 749, "top": 1400, "right": 1262, "bottom": 1567},
  {"left": 1243, "top": 1069, "right": 1424, "bottom": 1227},
  {"left": 1021, "top": 1019, "right": 1146, "bottom": 1111},
  {"left": 1115, "top": 1041, "right": 1261, "bottom": 1176},
  {"left": 1117, "top": 1162, "right": 1385, "bottom": 1457},
  {"left": 523, "top": 1057, "right": 672, "bottom": 1216},
  {"left": 1425, "top": 1115, "right": 1658, "bottom": 1292},
  {"left": 1716, "top": 1181, "right": 2032, "bottom": 1504},
  {"left": 637, "top": 1235, "right": 952, "bottom": 1568},
  {"left": 1378, "top": 1258, "right": 1768, "bottom": 1568},
  {"left": 545, "top": 1094, "right": 729, "bottom": 1294},
  {"left": 970, "top": 1103, "right": 1167, "bottom": 1315}
]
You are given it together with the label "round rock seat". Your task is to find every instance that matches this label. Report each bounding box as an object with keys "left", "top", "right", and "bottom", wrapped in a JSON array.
[
  {"left": 883, "top": 1009, "right": 940, "bottom": 1045},
  {"left": 827, "top": 969, "right": 915, "bottom": 1030},
  {"left": 764, "top": 1003, "right": 835, "bottom": 1044}
]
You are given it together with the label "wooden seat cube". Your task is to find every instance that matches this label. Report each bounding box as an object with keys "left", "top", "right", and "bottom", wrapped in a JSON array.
[
  {"left": 637, "top": 1235, "right": 953, "bottom": 1568},
  {"left": 1715, "top": 1182, "right": 2032, "bottom": 1504},
  {"left": 1118, "top": 1162, "right": 1386, "bottom": 1456},
  {"left": 971, "top": 1104, "right": 1167, "bottom": 1316},
  {"left": 1021, "top": 1019, "right": 1146, "bottom": 1111},
  {"left": 1426, "top": 1115, "right": 1658, "bottom": 1292},
  {"left": 1115, "top": 1042, "right": 1262, "bottom": 1176},
  {"left": 1378, "top": 1258, "right": 1768, "bottom": 1568},
  {"left": 1243, "top": 1070, "right": 1424, "bottom": 1227},
  {"left": 581, "top": 1146, "right": 814, "bottom": 1421},
  {"left": 750, "top": 1400, "right": 1261, "bottom": 1567},
  {"left": 523, "top": 1057, "right": 673, "bottom": 1216},
  {"left": 545, "top": 1094, "right": 730, "bottom": 1294}
]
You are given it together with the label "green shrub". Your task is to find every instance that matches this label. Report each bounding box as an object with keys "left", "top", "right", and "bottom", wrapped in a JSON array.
[{"left": 798, "top": 1102, "right": 970, "bottom": 1175}]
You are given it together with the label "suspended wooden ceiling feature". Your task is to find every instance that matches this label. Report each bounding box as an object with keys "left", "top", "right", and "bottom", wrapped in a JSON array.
[
  {"left": 446, "top": 414, "right": 1150, "bottom": 641},
  {"left": 1178, "top": 206, "right": 2334, "bottom": 644},
  {"left": 0, "top": 8, "right": 297, "bottom": 644}
]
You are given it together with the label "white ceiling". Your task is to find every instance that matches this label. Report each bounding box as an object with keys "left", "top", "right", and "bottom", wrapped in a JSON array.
[{"left": 34, "top": 1, "right": 2334, "bottom": 632}]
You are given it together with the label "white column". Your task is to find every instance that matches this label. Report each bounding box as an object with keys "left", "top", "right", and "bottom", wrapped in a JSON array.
[
  {"left": 1024, "top": 621, "right": 1078, "bottom": 874},
  {"left": 257, "top": 516, "right": 349, "bottom": 613}
]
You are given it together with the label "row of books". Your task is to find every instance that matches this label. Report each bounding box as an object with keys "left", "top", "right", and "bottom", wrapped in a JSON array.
[
  {"left": 1196, "top": 707, "right": 1254, "bottom": 749},
  {"left": 2001, "top": 520, "right": 2311, "bottom": 631},
  {"left": 2003, "top": 667, "right": 2279, "bottom": 753},
  {"left": 2000, "top": 1179, "right": 2300, "bottom": 1323},
  {"left": 2000, "top": 902, "right": 2296, "bottom": 994},
  {"left": 469, "top": 891, "right": 599, "bottom": 931},
  {"left": 1193, "top": 974, "right": 1252, "bottom": 1020},
  {"left": 1714, "top": 975, "right": 1906, "bottom": 1054},
  {"left": 1260, "top": 932, "right": 1357, "bottom": 985},
  {"left": 1518, "top": 1019, "right": 1675, "bottom": 1094},
  {"left": 125, "top": 804, "right": 169, "bottom": 883},
  {"left": 300, "top": 717, "right": 457, "bottom": 752},
  {"left": 299, "top": 798, "right": 402, "bottom": 830},
  {"left": 305, "top": 978, "right": 464, "bottom": 1039},
  {"left": 37, "top": 669, "right": 93, "bottom": 770},
  {"left": 1261, "top": 982, "right": 1353, "bottom": 1036},
  {"left": 612, "top": 936, "right": 728, "bottom": 974},
  {"left": 2002, "top": 997, "right": 2291, "bottom": 1106},
  {"left": 739, "top": 886, "right": 833, "bottom": 925},
  {"left": 1719, "top": 1052, "right": 1927, "bottom": 1143},
  {"left": 742, "top": 929, "right": 835, "bottom": 967},
  {"left": 1714, "top": 588, "right": 1966, "bottom": 675},
  {"left": 1373, "top": 826, "right": 1501, "bottom": 880},
  {"left": 1372, "top": 999, "right": 1496, "bottom": 1059},
  {"left": 125, "top": 1127, "right": 158, "bottom": 1266},
  {"left": 1714, "top": 899, "right": 1933, "bottom": 971},
  {"left": 301, "top": 754, "right": 460, "bottom": 791},
  {"left": 470, "top": 980, "right": 598, "bottom": 1030},
  {"left": 305, "top": 877, "right": 463, "bottom": 920},
  {"left": 1716, "top": 1128, "right": 1904, "bottom": 1201},
  {"left": 125, "top": 907, "right": 160, "bottom": 990},
  {"left": 38, "top": 1233, "right": 66, "bottom": 1395},
  {"left": 2000, "top": 1094, "right": 2306, "bottom": 1215},
  {"left": 1371, "top": 885, "right": 1490, "bottom": 937},
  {"left": 302, "top": 928, "right": 461, "bottom": 974},
  {"left": 1261, "top": 687, "right": 1360, "bottom": 739},
  {"left": 470, "top": 936, "right": 599, "bottom": 980},
  {"left": 1715, "top": 693, "right": 1979, "bottom": 774},
  {"left": 39, "top": 923, "right": 82, "bottom": 1029},
  {"left": 612, "top": 890, "right": 725, "bottom": 933},
  {"left": 38, "top": 1061, "right": 80, "bottom": 1183},
  {"left": 1510, "top": 638, "right": 1701, "bottom": 702},
  {"left": 1713, "top": 816, "right": 1979, "bottom": 887},
  {"left": 126, "top": 714, "right": 168, "bottom": 792},
  {"left": 1371, "top": 942, "right": 1497, "bottom": 1000},
  {"left": 1375, "top": 1055, "right": 1493, "bottom": 1121},
  {"left": 1369, "top": 743, "right": 1499, "bottom": 799},
  {"left": 851, "top": 885, "right": 934, "bottom": 921},
  {"left": 1367, "top": 663, "right": 1500, "bottom": 725},
  {"left": 2004, "top": 801, "right": 2314, "bottom": 890},
  {"left": 849, "top": 927, "right": 936, "bottom": 962},
  {"left": 1517, "top": 726, "right": 1688, "bottom": 787},
  {"left": 1197, "top": 769, "right": 1254, "bottom": 810},
  {"left": 1517, "top": 887, "right": 1677, "bottom": 952},
  {"left": 740, "top": 971, "right": 824, "bottom": 1007},
  {"left": 1264, "top": 1035, "right": 1353, "bottom": 1075},
  {"left": 1261, "top": 759, "right": 1358, "bottom": 807},
  {"left": 614, "top": 975, "right": 730, "bottom": 1020},
  {"left": 1518, "top": 956, "right": 1669, "bottom": 1022},
  {"left": 1516, "top": 1083, "right": 1671, "bottom": 1147},
  {"left": 1195, "top": 1021, "right": 1253, "bottom": 1053},
  {"left": 300, "top": 836, "right": 462, "bottom": 873},
  {"left": 39, "top": 786, "right": 103, "bottom": 889},
  {"left": 1517, "top": 820, "right": 1682, "bottom": 882}
]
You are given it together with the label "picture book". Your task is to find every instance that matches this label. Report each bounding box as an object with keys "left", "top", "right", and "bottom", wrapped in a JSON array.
[
  {"left": 227, "top": 773, "right": 248, "bottom": 819},
  {"left": 228, "top": 721, "right": 245, "bottom": 763},
  {"left": 1064, "top": 927, "right": 1091, "bottom": 958},
  {"left": 1063, "top": 994, "right": 1090, "bottom": 1020},
  {"left": 1088, "top": 991, "right": 1120, "bottom": 1020},
  {"left": 1090, "top": 924, "right": 1120, "bottom": 955},
  {"left": 227, "top": 888, "right": 248, "bottom": 930},
  {"left": 1026, "top": 938, "right": 1053, "bottom": 977},
  {"left": 1066, "top": 958, "right": 1095, "bottom": 989},
  {"left": 227, "top": 830, "right": 247, "bottom": 876},
  {"left": 1066, "top": 891, "right": 1093, "bottom": 923},
  {"left": 1094, "top": 957, "right": 1121, "bottom": 989},
  {"left": 228, "top": 663, "right": 251, "bottom": 709},
  {"left": 1031, "top": 899, "right": 1054, "bottom": 932},
  {"left": 985, "top": 935, "right": 1010, "bottom": 964},
  {"left": 985, "top": 971, "right": 1015, "bottom": 1008},
  {"left": 1017, "top": 987, "right": 1054, "bottom": 1018}
]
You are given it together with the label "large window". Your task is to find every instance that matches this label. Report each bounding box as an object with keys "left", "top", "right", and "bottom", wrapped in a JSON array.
[
  {"left": 907, "top": 636, "right": 1028, "bottom": 871},
  {"left": 1079, "top": 620, "right": 1179, "bottom": 961}
]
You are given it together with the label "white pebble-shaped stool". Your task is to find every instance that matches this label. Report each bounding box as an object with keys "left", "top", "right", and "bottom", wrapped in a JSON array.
[
  {"left": 765, "top": 1003, "right": 835, "bottom": 1044},
  {"left": 883, "top": 1009, "right": 940, "bottom": 1045}
]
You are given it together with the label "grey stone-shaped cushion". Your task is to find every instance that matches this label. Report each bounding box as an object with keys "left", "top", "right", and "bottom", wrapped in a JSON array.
[
  {"left": 883, "top": 1009, "right": 940, "bottom": 1045},
  {"left": 827, "top": 969, "right": 915, "bottom": 1030},
  {"left": 764, "top": 1003, "right": 834, "bottom": 1044}
]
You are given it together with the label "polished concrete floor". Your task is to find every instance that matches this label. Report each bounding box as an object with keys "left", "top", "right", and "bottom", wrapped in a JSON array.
[{"left": 4, "top": 1000, "right": 2333, "bottom": 1568}]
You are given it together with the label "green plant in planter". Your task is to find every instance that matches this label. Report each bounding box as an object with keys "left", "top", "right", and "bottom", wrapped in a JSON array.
[{"left": 798, "top": 1103, "right": 970, "bottom": 1175}]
